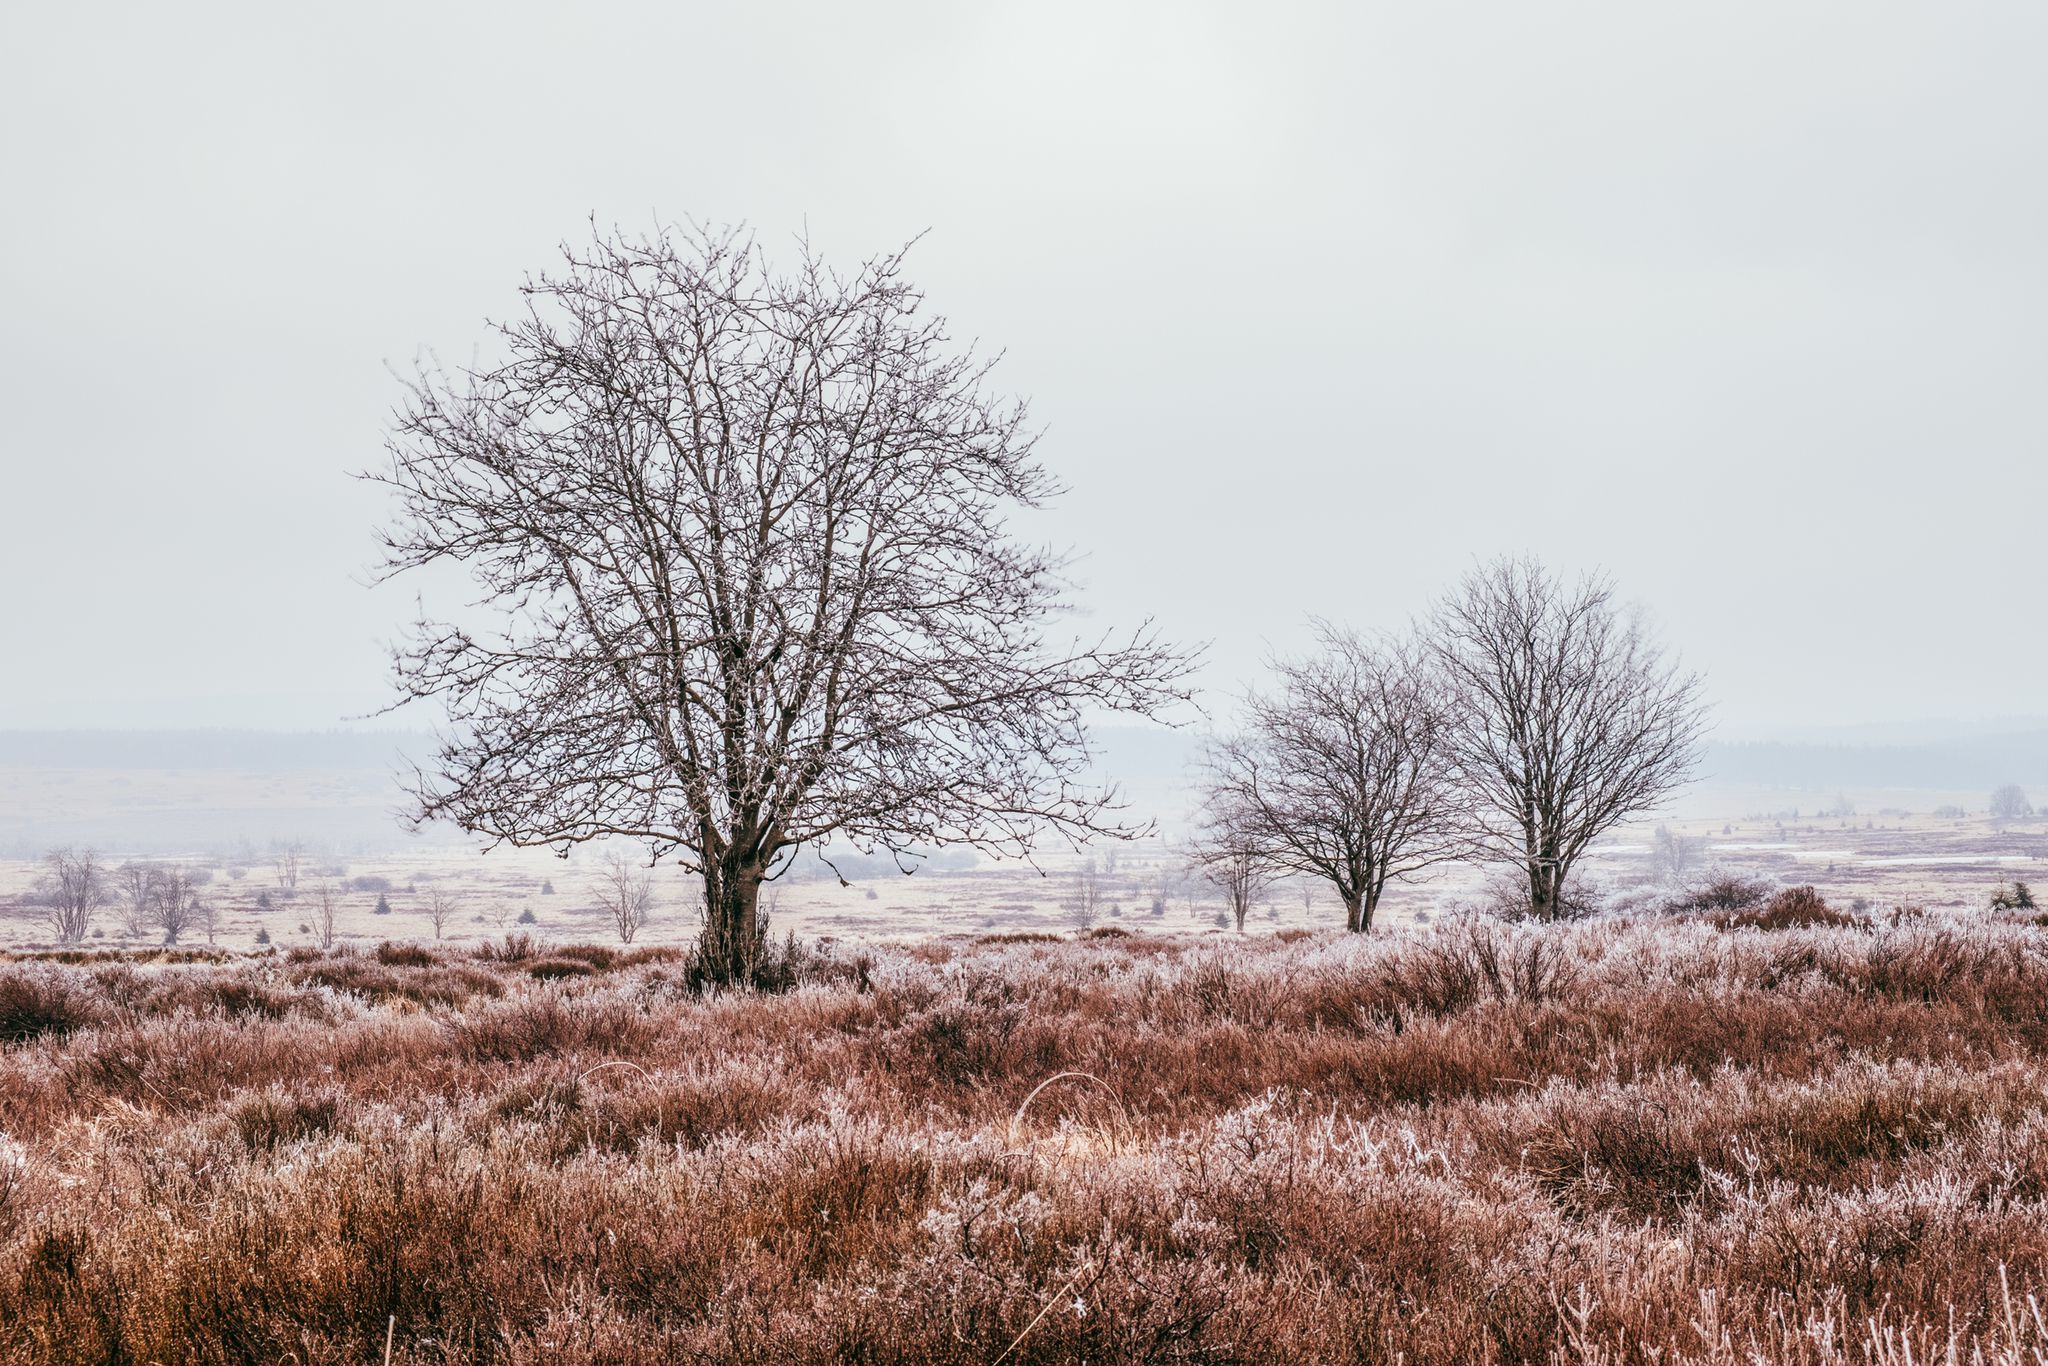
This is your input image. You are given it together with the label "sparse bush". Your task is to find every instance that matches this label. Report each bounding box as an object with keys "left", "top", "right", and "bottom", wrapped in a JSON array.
[
  {"left": 1711, "top": 884, "right": 1861, "bottom": 931},
  {"left": 1992, "top": 881, "right": 2039, "bottom": 912},
  {"left": 1665, "top": 872, "right": 1775, "bottom": 915}
]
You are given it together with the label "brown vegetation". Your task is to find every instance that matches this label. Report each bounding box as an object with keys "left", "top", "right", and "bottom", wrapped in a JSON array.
[{"left": 2, "top": 913, "right": 2048, "bottom": 1362}]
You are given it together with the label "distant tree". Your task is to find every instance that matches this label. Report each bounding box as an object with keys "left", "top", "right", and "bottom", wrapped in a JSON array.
[
  {"left": 1649, "top": 825, "right": 1707, "bottom": 884},
  {"left": 273, "top": 842, "right": 303, "bottom": 894},
  {"left": 1991, "top": 785, "right": 2034, "bottom": 822},
  {"left": 1198, "top": 625, "right": 1468, "bottom": 932},
  {"left": 115, "top": 862, "right": 157, "bottom": 938},
  {"left": 1429, "top": 557, "right": 1708, "bottom": 922},
  {"left": 370, "top": 225, "right": 1194, "bottom": 983},
  {"left": 151, "top": 868, "right": 198, "bottom": 945},
  {"left": 1187, "top": 819, "right": 1280, "bottom": 933},
  {"left": 373, "top": 893, "right": 392, "bottom": 915},
  {"left": 594, "top": 850, "right": 655, "bottom": 944},
  {"left": 197, "top": 896, "right": 224, "bottom": 946},
  {"left": 38, "top": 848, "right": 106, "bottom": 944},
  {"left": 425, "top": 887, "right": 455, "bottom": 940},
  {"left": 1065, "top": 858, "right": 1106, "bottom": 931},
  {"left": 312, "top": 883, "right": 339, "bottom": 950}
]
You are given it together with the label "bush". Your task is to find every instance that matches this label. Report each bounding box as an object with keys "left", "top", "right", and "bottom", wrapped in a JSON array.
[
  {"left": 516, "top": 908, "right": 539, "bottom": 925},
  {"left": 1665, "top": 873, "right": 1775, "bottom": 915},
  {"left": 0, "top": 970, "right": 98, "bottom": 1043},
  {"left": 373, "top": 893, "right": 392, "bottom": 915},
  {"left": 1710, "top": 884, "right": 1861, "bottom": 931},
  {"left": 1992, "top": 881, "right": 2039, "bottom": 912},
  {"left": 349, "top": 876, "right": 395, "bottom": 894}
]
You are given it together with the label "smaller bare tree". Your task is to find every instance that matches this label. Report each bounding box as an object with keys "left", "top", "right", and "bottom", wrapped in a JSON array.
[
  {"left": 1649, "top": 825, "right": 1707, "bottom": 884},
  {"left": 1188, "top": 818, "right": 1281, "bottom": 933},
  {"left": 1065, "top": 857, "right": 1106, "bottom": 931},
  {"left": 1991, "top": 785, "right": 2034, "bottom": 823},
  {"left": 40, "top": 848, "right": 106, "bottom": 944},
  {"left": 1430, "top": 558, "right": 1708, "bottom": 923},
  {"left": 151, "top": 868, "right": 198, "bottom": 945},
  {"left": 1199, "top": 625, "right": 1469, "bottom": 932},
  {"left": 595, "top": 850, "right": 655, "bottom": 944},
  {"left": 197, "top": 895, "right": 225, "bottom": 946},
  {"left": 312, "top": 883, "right": 340, "bottom": 950},
  {"left": 274, "top": 842, "right": 303, "bottom": 894},
  {"left": 115, "top": 862, "right": 157, "bottom": 938},
  {"left": 425, "top": 887, "right": 456, "bottom": 940}
]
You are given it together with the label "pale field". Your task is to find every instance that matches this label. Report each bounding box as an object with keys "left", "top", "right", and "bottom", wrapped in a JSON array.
[{"left": 0, "top": 766, "right": 2042, "bottom": 952}]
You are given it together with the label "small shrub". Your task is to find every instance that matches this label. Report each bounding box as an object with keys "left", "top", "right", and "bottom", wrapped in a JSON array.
[
  {"left": 516, "top": 908, "right": 538, "bottom": 925},
  {"left": 373, "top": 893, "right": 392, "bottom": 915},
  {"left": 253, "top": 928, "right": 271, "bottom": 945},
  {"left": 0, "top": 971, "right": 98, "bottom": 1043},
  {"left": 374, "top": 941, "right": 437, "bottom": 968},
  {"left": 477, "top": 932, "right": 539, "bottom": 964}
]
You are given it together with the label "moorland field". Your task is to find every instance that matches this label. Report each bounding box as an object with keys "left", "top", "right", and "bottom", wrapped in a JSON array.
[{"left": 5, "top": 902, "right": 2048, "bottom": 1362}]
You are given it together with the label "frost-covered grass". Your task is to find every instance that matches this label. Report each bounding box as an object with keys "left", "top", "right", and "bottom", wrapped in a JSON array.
[{"left": 3, "top": 913, "right": 2048, "bottom": 1362}]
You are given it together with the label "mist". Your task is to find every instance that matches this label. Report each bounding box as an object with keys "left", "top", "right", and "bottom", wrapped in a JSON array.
[{"left": 4, "top": 1, "right": 2044, "bottom": 739}]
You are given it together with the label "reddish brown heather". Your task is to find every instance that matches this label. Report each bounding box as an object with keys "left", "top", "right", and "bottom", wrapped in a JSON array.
[{"left": 1, "top": 914, "right": 2047, "bottom": 1363}]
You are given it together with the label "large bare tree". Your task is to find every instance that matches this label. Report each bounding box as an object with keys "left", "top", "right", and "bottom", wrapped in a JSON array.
[
  {"left": 1429, "top": 557, "right": 1708, "bottom": 922},
  {"left": 371, "top": 225, "right": 1192, "bottom": 981},
  {"left": 1197, "top": 625, "right": 1467, "bottom": 932}
]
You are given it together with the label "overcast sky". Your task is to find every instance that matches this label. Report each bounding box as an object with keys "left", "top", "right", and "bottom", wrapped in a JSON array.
[{"left": 3, "top": 1, "right": 2043, "bottom": 740}]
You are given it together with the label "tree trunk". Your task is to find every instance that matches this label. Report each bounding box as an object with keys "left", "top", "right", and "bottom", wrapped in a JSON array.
[
  {"left": 1342, "top": 891, "right": 1365, "bottom": 933},
  {"left": 700, "top": 855, "right": 766, "bottom": 985},
  {"left": 1527, "top": 857, "right": 1562, "bottom": 922}
]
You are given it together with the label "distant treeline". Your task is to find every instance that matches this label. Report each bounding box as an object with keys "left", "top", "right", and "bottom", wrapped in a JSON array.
[
  {"left": 1703, "top": 731, "right": 2048, "bottom": 791},
  {"left": 0, "top": 730, "right": 433, "bottom": 771}
]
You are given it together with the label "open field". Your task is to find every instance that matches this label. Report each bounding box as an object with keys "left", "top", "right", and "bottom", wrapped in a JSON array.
[
  {"left": 1, "top": 784, "right": 2041, "bottom": 952},
  {"left": 5, "top": 910, "right": 2048, "bottom": 1362}
]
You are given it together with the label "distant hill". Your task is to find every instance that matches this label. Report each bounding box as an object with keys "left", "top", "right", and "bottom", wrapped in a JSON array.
[
  {"left": 0, "top": 729, "right": 434, "bottom": 771},
  {"left": 1703, "top": 731, "right": 2048, "bottom": 791}
]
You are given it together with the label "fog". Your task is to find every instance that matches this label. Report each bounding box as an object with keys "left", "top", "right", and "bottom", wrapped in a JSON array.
[{"left": 4, "top": 1, "right": 2043, "bottom": 738}]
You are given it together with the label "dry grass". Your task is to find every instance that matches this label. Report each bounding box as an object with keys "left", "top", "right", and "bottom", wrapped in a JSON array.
[{"left": 2, "top": 913, "right": 2048, "bottom": 1362}]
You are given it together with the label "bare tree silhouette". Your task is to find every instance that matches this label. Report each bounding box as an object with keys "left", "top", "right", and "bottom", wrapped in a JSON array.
[
  {"left": 1198, "top": 625, "right": 1467, "bottom": 932},
  {"left": 1429, "top": 557, "right": 1707, "bottom": 922},
  {"left": 371, "top": 225, "right": 1193, "bottom": 982}
]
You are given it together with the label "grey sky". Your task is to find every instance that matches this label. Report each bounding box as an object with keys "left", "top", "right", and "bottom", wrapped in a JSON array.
[{"left": 3, "top": 1, "right": 2042, "bottom": 738}]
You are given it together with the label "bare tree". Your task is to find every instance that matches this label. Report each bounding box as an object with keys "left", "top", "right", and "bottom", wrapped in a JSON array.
[
  {"left": 370, "top": 225, "right": 1193, "bottom": 982},
  {"left": 151, "top": 868, "right": 198, "bottom": 945},
  {"left": 1649, "top": 824, "right": 1707, "bottom": 884},
  {"left": 425, "top": 887, "right": 456, "bottom": 940},
  {"left": 39, "top": 848, "right": 106, "bottom": 944},
  {"left": 1065, "top": 857, "right": 1105, "bottom": 931},
  {"left": 1186, "top": 819, "right": 1280, "bottom": 933},
  {"left": 197, "top": 895, "right": 225, "bottom": 946},
  {"left": 1198, "top": 626, "right": 1468, "bottom": 933},
  {"left": 595, "top": 849, "right": 656, "bottom": 944},
  {"left": 1429, "top": 557, "right": 1708, "bottom": 923},
  {"left": 312, "top": 883, "right": 340, "bottom": 951},
  {"left": 273, "top": 842, "right": 302, "bottom": 894},
  {"left": 1991, "top": 785, "right": 2034, "bottom": 822},
  {"left": 115, "top": 862, "right": 157, "bottom": 938}
]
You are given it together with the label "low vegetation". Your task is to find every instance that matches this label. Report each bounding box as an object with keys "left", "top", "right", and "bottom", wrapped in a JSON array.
[{"left": 3, "top": 909, "right": 2048, "bottom": 1363}]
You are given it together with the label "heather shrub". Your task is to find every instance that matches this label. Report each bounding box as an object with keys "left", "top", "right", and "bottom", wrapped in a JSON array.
[
  {"left": 0, "top": 970, "right": 98, "bottom": 1043},
  {"left": 1, "top": 925, "right": 2047, "bottom": 1363},
  {"left": 1711, "top": 884, "right": 1860, "bottom": 930}
]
